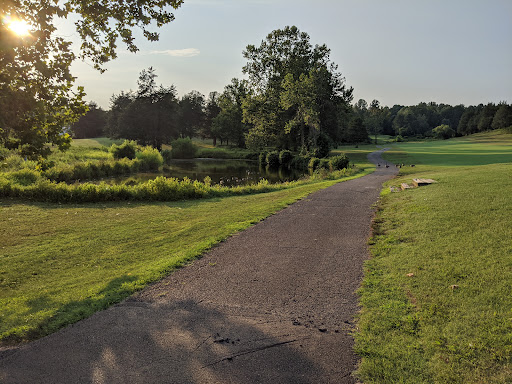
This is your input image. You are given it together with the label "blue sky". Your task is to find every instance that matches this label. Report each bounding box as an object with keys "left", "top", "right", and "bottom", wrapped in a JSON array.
[{"left": 67, "top": 0, "right": 512, "bottom": 109}]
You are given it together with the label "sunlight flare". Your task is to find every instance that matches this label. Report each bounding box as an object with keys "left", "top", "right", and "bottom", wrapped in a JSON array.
[{"left": 4, "top": 16, "right": 31, "bottom": 36}]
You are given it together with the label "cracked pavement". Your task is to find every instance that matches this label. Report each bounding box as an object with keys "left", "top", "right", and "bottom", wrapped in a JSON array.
[{"left": 0, "top": 151, "right": 397, "bottom": 383}]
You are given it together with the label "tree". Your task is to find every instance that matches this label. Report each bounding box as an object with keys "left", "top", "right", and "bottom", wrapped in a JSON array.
[
  {"left": 72, "top": 102, "right": 107, "bottom": 139},
  {"left": 354, "top": 99, "right": 368, "bottom": 118},
  {"left": 280, "top": 71, "right": 320, "bottom": 153},
  {"left": 346, "top": 116, "right": 368, "bottom": 143},
  {"left": 432, "top": 124, "right": 455, "bottom": 139},
  {"left": 491, "top": 103, "right": 512, "bottom": 130},
  {"left": 178, "top": 91, "right": 205, "bottom": 139},
  {"left": 366, "top": 99, "right": 383, "bottom": 143},
  {"left": 109, "top": 68, "right": 179, "bottom": 149},
  {"left": 242, "top": 26, "right": 353, "bottom": 153},
  {"left": 477, "top": 103, "right": 498, "bottom": 132},
  {"left": 0, "top": 0, "right": 183, "bottom": 159},
  {"left": 201, "top": 92, "right": 221, "bottom": 144},
  {"left": 212, "top": 78, "right": 249, "bottom": 147},
  {"left": 393, "top": 107, "right": 429, "bottom": 137}
]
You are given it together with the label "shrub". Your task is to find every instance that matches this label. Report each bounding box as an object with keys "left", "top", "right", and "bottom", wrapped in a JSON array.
[
  {"left": 329, "top": 154, "right": 349, "bottom": 170},
  {"left": 266, "top": 151, "right": 280, "bottom": 168},
  {"left": 315, "top": 133, "right": 331, "bottom": 158},
  {"left": 308, "top": 157, "right": 320, "bottom": 170},
  {"left": 290, "top": 155, "right": 311, "bottom": 171},
  {"left": 110, "top": 140, "right": 137, "bottom": 159},
  {"left": 6, "top": 169, "right": 41, "bottom": 186},
  {"left": 1, "top": 154, "right": 25, "bottom": 171},
  {"left": 279, "top": 150, "right": 293, "bottom": 166},
  {"left": 170, "top": 138, "right": 197, "bottom": 159},
  {"left": 258, "top": 151, "right": 268, "bottom": 166},
  {"left": 0, "top": 146, "right": 10, "bottom": 161},
  {"left": 318, "top": 158, "right": 331, "bottom": 170},
  {"left": 161, "top": 149, "right": 173, "bottom": 164},
  {"left": 136, "top": 146, "right": 163, "bottom": 171}
]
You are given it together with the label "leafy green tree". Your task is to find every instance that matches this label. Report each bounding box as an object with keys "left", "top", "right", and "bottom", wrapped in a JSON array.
[
  {"left": 280, "top": 71, "right": 320, "bottom": 153},
  {"left": 491, "top": 103, "right": 512, "bottom": 130},
  {"left": 347, "top": 116, "right": 369, "bottom": 143},
  {"left": 71, "top": 102, "right": 108, "bottom": 139},
  {"left": 242, "top": 26, "right": 353, "bottom": 152},
  {"left": 354, "top": 99, "right": 368, "bottom": 118},
  {"left": 432, "top": 124, "right": 456, "bottom": 139},
  {"left": 457, "top": 106, "right": 481, "bottom": 136},
  {"left": 200, "top": 92, "right": 221, "bottom": 144},
  {"left": 106, "top": 91, "right": 133, "bottom": 139},
  {"left": 212, "top": 79, "right": 250, "bottom": 147},
  {"left": 366, "top": 99, "right": 384, "bottom": 143},
  {"left": 109, "top": 68, "right": 179, "bottom": 149},
  {"left": 477, "top": 103, "right": 498, "bottom": 132},
  {"left": 178, "top": 91, "right": 205, "bottom": 139},
  {"left": 393, "top": 107, "right": 429, "bottom": 137},
  {"left": 0, "top": 0, "right": 183, "bottom": 159}
]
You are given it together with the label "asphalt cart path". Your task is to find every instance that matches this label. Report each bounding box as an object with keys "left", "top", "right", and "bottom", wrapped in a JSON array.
[{"left": 0, "top": 151, "right": 397, "bottom": 384}]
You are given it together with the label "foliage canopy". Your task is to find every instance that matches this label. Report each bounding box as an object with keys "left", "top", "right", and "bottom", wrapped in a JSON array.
[{"left": 0, "top": 0, "right": 183, "bottom": 159}]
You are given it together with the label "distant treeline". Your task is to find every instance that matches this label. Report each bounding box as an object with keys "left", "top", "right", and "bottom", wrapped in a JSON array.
[
  {"left": 353, "top": 99, "right": 512, "bottom": 141},
  {"left": 72, "top": 26, "right": 512, "bottom": 150}
]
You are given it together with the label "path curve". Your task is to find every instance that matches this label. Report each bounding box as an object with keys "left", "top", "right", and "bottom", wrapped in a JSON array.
[{"left": 0, "top": 151, "right": 397, "bottom": 384}]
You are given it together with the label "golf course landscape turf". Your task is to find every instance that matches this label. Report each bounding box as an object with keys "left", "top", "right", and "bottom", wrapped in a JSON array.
[
  {"left": 1, "top": 130, "right": 510, "bottom": 384},
  {"left": 355, "top": 130, "right": 512, "bottom": 383},
  {"left": 0, "top": 168, "right": 370, "bottom": 345}
]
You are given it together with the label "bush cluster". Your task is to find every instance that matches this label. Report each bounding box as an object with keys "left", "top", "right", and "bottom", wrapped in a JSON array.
[
  {"left": 135, "top": 146, "right": 163, "bottom": 169},
  {"left": 329, "top": 154, "right": 349, "bottom": 170},
  {"left": 278, "top": 150, "right": 293, "bottom": 166},
  {"left": 0, "top": 175, "right": 290, "bottom": 203},
  {"left": 265, "top": 151, "right": 280, "bottom": 168},
  {"left": 308, "top": 154, "right": 349, "bottom": 171},
  {"left": 110, "top": 140, "right": 137, "bottom": 159},
  {"left": 43, "top": 150, "right": 162, "bottom": 183},
  {"left": 5, "top": 169, "right": 41, "bottom": 186},
  {"left": 0, "top": 146, "right": 10, "bottom": 161},
  {"left": 170, "top": 138, "right": 197, "bottom": 159}
]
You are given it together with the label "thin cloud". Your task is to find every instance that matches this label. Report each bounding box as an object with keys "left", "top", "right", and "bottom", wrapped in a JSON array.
[{"left": 149, "top": 48, "right": 200, "bottom": 57}]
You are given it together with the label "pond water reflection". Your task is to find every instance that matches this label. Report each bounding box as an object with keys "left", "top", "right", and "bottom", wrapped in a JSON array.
[{"left": 111, "top": 159, "right": 306, "bottom": 186}]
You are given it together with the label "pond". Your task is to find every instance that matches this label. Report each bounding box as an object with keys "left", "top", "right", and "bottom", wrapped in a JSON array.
[{"left": 108, "top": 159, "right": 306, "bottom": 186}]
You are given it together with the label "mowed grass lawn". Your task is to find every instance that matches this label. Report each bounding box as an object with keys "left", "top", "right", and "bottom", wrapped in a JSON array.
[
  {"left": 0, "top": 173, "right": 369, "bottom": 345},
  {"left": 356, "top": 130, "right": 512, "bottom": 383}
]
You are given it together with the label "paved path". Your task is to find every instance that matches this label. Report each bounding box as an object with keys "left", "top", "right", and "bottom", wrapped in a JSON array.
[{"left": 0, "top": 151, "right": 397, "bottom": 384}]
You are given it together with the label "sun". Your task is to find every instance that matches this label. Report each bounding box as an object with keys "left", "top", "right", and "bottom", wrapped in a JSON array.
[{"left": 5, "top": 17, "right": 31, "bottom": 36}]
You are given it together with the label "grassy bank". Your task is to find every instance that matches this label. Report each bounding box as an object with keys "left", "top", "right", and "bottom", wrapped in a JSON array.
[{"left": 355, "top": 130, "right": 512, "bottom": 383}]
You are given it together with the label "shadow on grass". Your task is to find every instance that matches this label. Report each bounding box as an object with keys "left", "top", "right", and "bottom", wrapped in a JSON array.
[{"left": 2, "top": 275, "right": 139, "bottom": 346}]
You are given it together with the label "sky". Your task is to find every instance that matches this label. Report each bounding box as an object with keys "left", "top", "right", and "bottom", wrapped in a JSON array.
[{"left": 63, "top": 0, "right": 512, "bottom": 109}]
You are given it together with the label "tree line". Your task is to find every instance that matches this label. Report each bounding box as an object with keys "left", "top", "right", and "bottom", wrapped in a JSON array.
[
  {"left": 353, "top": 99, "right": 512, "bottom": 142},
  {"left": 74, "top": 26, "right": 362, "bottom": 156},
  {"left": 74, "top": 26, "right": 512, "bottom": 153}
]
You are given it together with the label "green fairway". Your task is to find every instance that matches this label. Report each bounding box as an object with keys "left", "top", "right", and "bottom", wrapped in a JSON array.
[
  {"left": 355, "top": 130, "right": 512, "bottom": 383},
  {"left": 384, "top": 130, "right": 512, "bottom": 167}
]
